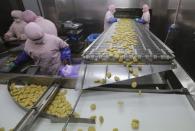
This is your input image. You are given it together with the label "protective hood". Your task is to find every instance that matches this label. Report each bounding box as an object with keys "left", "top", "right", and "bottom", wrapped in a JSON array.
[
  {"left": 22, "top": 10, "right": 37, "bottom": 23},
  {"left": 11, "top": 10, "right": 22, "bottom": 19},
  {"left": 142, "top": 4, "right": 150, "bottom": 13},
  {"left": 24, "top": 22, "right": 44, "bottom": 43},
  {"left": 108, "top": 4, "right": 116, "bottom": 14}
]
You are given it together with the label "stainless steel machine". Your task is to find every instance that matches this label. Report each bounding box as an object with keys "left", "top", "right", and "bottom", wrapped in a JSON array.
[
  {"left": 0, "top": 0, "right": 194, "bottom": 130},
  {"left": 76, "top": 20, "right": 175, "bottom": 89},
  {"left": 0, "top": 19, "right": 195, "bottom": 131}
]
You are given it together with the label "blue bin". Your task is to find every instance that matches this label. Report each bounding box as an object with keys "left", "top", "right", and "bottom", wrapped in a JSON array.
[{"left": 86, "top": 33, "right": 100, "bottom": 44}]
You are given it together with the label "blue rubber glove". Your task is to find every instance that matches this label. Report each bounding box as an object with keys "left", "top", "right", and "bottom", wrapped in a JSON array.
[
  {"left": 58, "top": 65, "right": 80, "bottom": 78},
  {"left": 135, "top": 18, "right": 146, "bottom": 24},
  {"left": 60, "top": 47, "right": 71, "bottom": 64},
  {"left": 108, "top": 18, "right": 117, "bottom": 24},
  {"left": 1, "top": 51, "right": 30, "bottom": 73},
  {"left": 14, "top": 51, "right": 30, "bottom": 65},
  {"left": 168, "top": 24, "right": 177, "bottom": 33}
]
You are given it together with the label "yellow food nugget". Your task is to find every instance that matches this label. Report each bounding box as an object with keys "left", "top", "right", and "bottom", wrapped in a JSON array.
[
  {"left": 117, "top": 101, "right": 124, "bottom": 106},
  {"left": 131, "top": 119, "right": 139, "bottom": 129},
  {"left": 90, "top": 104, "right": 96, "bottom": 111},
  {"left": 138, "top": 90, "right": 142, "bottom": 96},
  {"left": 132, "top": 69, "right": 139, "bottom": 77},
  {"left": 114, "top": 76, "right": 120, "bottom": 82},
  {"left": 118, "top": 56, "right": 123, "bottom": 63},
  {"left": 131, "top": 81, "right": 137, "bottom": 88},
  {"left": 138, "top": 65, "right": 142, "bottom": 71},
  {"left": 114, "top": 54, "right": 120, "bottom": 59},
  {"left": 88, "top": 126, "right": 96, "bottom": 131},
  {"left": 94, "top": 79, "right": 101, "bottom": 83},
  {"left": 129, "top": 67, "right": 133, "bottom": 73},
  {"left": 126, "top": 63, "right": 132, "bottom": 68},
  {"left": 133, "top": 56, "right": 138, "bottom": 63},
  {"left": 99, "top": 115, "right": 104, "bottom": 124},
  {"left": 62, "top": 128, "right": 66, "bottom": 131},
  {"left": 90, "top": 115, "right": 97, "bottom": 121},
  {"left": 0, "top": 128, "right": 5, "bottom": 131},
  {"left": 100, "top": 79, "right": 106, "bottom": 84},
  {"left": 94, "top": 79, "right": 106, "bottom": 84},
  {"left": 106, "top": 72, "right": 112, "bottom": 79},
  {"left": 123, "top": 61, "right": 127, "bottom": 66},
  {"left": 77, "top": 128, "right": 83, "bottom": 131},
  {"left": 113, "top": 128, "right": 119, "bottom": 131}
]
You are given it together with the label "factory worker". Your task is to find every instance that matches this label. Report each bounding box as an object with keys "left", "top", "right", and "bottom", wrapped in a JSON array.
[
  {"left": 22, "top": 10, "right": 58, "bottom": 36},
  {"left": 135, "top": 4, "right": 150, "bottom": 29},
  {"left": 104, "top": 4, "right": 118, "bottom": 31},
  {"left": 4, "top": 10, "right": 27, "bottom": 42},
  {"left": 7, "top": 22, "right": 79, "bottom": 77}
]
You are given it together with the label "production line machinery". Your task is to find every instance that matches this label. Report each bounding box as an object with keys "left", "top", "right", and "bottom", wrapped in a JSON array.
[
  {"left": 0, "top": 19, "right": 195, "bottom": 131},
  {"left": 83, "top": 20, "right": 174, "bottom": 63},
  {"left": 77, "top": 19, "right": 176, "bottom": 89}
]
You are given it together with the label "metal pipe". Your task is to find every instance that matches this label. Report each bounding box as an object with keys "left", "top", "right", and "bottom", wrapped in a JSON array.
[
  {"left": 62, "top": 89, "right": 83, "bottom": 130},
  {"left": 36, "top": 0, "right": 45, "bottom": 17},
  {"left": 173, "top": 0, "right": 182, "bottom": 25},
  {"left": 165, "top": 0, "right": 182, "bottom": 43}
]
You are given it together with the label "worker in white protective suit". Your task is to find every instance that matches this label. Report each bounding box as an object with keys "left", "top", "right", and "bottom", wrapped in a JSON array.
[
  {"left": 22, "top": 10, "right": 58, "bottom": 36},
  {"left": 4, "top": 10, "right": 27, "bottom": 42},
  {"left": 135, "top": 4, "right": 150, "bottom": 29},
  {"left": 6, "top": 22, "right": 79, "bottom": 77},
  {"left": 104, "top": 4, "right": 118, "bottom": 31}
]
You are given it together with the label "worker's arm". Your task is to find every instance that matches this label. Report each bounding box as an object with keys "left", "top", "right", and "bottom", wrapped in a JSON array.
[
  {"left": 135, "top": 18, "right": 147, "bottom": 24},
  {"left": 14, "top": 51, "right": 31, "bottom": 65},
  {"left": 58, "top": 38, "right": 71, "bottom": 64},
  {"left": 105, "top": 11, "right": 117, "bottom": 24},
  {"left": 4, "top": 24, "right": 15, "bottom": 41},
  {"left": 60, "top": 47, "right": 71, "bottom": 64},
  {"left": 108, "top": 17, "right": 117, "bottom": 24},
  {"left": 4, "top": 51, "right": 30, "bottom": 72},
  {"left": 136, "top": 12, "right": 150, "bottom": 24}
]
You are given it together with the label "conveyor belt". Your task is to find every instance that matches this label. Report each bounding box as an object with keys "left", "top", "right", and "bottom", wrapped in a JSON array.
[{"left": 82, "top": 19, "right": 174, "bottom": 64}]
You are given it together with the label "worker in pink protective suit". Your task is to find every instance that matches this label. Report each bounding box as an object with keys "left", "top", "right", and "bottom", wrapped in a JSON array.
[
  {"left": 135, "top": 4, "right": 150, "bottom": 29},
  {"left": 104, "top": 4, "right": 118, "bottom": 31},
  {"left": 4, "top": 10, "right": 27, "bottom": 42},
  {"left": 22, "top": 10, "right": 58, "bottom": 36},
  {"left": 6, "top": 22, "right": 79, "bottom": 77}
]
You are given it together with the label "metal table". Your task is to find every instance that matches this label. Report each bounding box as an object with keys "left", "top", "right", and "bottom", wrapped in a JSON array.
[{"left": 1, "top": 85, "right": 195, "bottom": 131}]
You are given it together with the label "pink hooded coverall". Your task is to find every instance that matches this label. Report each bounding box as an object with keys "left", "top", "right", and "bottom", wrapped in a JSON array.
[
  {"left": 141, "top": 4, "right": 150, "bottom": 29},
  {"left": 22, "top": 10, "right": 58, "bottom": 36},
  {"left": 104, "top": 4, "right": 116, "bottom": 31},
  {"left": 4, "top": 10, "right": 27, "bottom": 41},
  {"left": 24, "top": 22, "right": 68, "bottom": 75}
]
